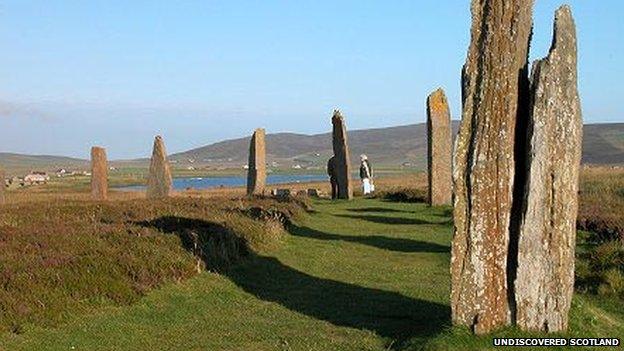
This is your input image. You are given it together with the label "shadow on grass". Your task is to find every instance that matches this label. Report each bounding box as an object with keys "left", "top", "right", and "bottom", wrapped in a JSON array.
[
  {"left": 227, "top": 255, "right": 450, "bottom": 346},
  {"left": 138, "top": 216, "right": 451, "bottom": 347},
  {"left": 347, "top": 207, "right": 414, "bottom": 214},
  {"left": 335, "top": 214, "right": 444, "bottom": 226},
  {"left": 289, "top": 224, "right": 449, "bottom": 253}
]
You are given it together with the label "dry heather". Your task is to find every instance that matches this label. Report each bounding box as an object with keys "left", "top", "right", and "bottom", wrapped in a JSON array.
[
  {"left": 575, "top": 166, "right": 624, "bottom": 299},
  {"left": 373, "top": 172, "right": 429, "bottom": 203},
  {"left": 577, "top": 166, "right": 624, "bottom": 242},
  {"left": 0, "top": 196, "right": 306, "bottom": 333}
]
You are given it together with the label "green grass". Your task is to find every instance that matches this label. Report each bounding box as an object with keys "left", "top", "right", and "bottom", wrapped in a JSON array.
[{"left": 0, "top": 198, "right": 622, "bottom": 350}]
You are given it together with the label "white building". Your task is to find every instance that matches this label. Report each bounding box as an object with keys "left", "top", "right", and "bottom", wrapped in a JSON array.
[{"left": 24, "top": 173, "right": 50, "bottom": 184}]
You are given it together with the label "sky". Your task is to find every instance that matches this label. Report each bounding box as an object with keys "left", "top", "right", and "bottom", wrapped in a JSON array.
[{"left": 0, "top": 1, "right": 622, "bottom": 159}]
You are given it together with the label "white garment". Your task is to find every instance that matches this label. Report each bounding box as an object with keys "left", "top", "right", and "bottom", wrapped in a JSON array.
[{"left": 362, "top": 178, "right": 372, "bottom": 195}]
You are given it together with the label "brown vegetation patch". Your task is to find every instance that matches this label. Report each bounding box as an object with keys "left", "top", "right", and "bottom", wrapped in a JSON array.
[
  {"left": 577, "top": 166, "right": 624, "bottom": 243},
  {"left": 0, "top": 196, "right": 305, "bottom": 333}
]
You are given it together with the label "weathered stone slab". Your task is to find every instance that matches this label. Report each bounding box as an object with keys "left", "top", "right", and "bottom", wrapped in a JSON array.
[
  {"left": 147, "top": 135, "right": 173, "bottom": 199},
  {"left": 247, "top": 128, "right": 266, "bottom": 196},
  {"left": 427, "top": 88, "right": 452, "bottom": 206},
  {"left": 515, "top": 6, "right": 582, "bottom": 332},
  {"left": 451, "top": 0, "right": 534, "bottom": 334},
  {"left": 90, "top": 146, "right": 108, "bottom": 201},
  {"left": 331, "top": 110, "right": 353, "bottom": 200},
  {"left": 0, "top": 169, "right": 5, "bottom": 204}
]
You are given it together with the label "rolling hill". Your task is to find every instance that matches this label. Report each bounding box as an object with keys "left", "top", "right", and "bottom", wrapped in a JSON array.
[
  {"left": 0, "top": 153, "right": 88, "bottom": 176},
  {"left": 1, "top": 122, "right": 623, "bottom": 175},
  {"left": 170, "top": 122, "right": 624, "bottom": 168}
]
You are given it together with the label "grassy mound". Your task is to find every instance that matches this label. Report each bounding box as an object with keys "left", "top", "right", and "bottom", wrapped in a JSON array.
[{"left": 0, "top": 196, "right": 304, "bottom": 333}]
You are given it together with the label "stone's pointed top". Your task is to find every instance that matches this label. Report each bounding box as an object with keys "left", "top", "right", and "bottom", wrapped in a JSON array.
[
  {"left": 549, "top": 5, "right": 576, "bottom": 54},
  {"left": 91, "top": 146, "right": 106, "bottom": 157},
  {"left": 556, "top": 4, "right": 573, "bottom": 19},
  {"left": 152, "top": 135, "right": 168, "bottom": 154},
  {"left": 332, "top": 109, "right": 343, "bottom": 119},
  {"left": 254, "top": 128, "right": 265, "bottom": 134},
  {"left": 427, "top": 88, "right": 449, "bottom": 114},
  {"left": 430, "top": 87, "right": 446, "bottom": 97},
  {"left": 555, "top": 5, "right": 575, "bottom": 31}
]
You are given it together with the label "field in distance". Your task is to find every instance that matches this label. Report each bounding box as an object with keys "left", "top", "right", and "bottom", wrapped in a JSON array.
[{"left": 2, "top": 122, "right": 623, "bottom": 177}]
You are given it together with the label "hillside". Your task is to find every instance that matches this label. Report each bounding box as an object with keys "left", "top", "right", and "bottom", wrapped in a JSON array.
[
  {"left": 1, "top": 123, "right": 623, "bottom": 175},
  {"left": 171, "top": 122, "right": 624, "bottom": 168},
  {"left": 0, "top": 153, "right": 88, "bottom": 176},
  {"left": 170, "top": 123, "right": 448, "bottom": 169}
]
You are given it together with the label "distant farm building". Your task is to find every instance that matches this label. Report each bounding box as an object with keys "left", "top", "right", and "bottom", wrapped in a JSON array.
[{"left": 24, "top": 172, "right": 50, "bottom": 184}]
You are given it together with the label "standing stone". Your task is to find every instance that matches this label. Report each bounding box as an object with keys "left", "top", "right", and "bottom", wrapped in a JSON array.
[
  {"left": 90, "top": 146, "right": 108, "bottom": 201},
  {"left": 147, "top": 135, "right": 173, "bottom": 199},
  {"left": 0, "top": 169, "right": 5, "bottom": 204},
  {"left": 247, "top": 128, "right": 266, "bottom": 196},
  {"left": 451, "top": 0, "right": 534, "bottom": 334},
  {"left": 427, "top": 88, "right": 452, "bottom": 206},
  {"left": 515, "top": 6, "right": 582, "bottom": 332},
  {"left": 331, "top": 110, "right": 353, "bottom": 200}
]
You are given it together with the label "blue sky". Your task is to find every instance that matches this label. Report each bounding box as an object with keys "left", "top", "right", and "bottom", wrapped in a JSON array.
[{"left": 0, "top": 1, "right": 622, "bottom": 159}]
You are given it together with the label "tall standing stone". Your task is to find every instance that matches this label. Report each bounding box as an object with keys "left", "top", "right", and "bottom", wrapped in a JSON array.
[
  {"left": 0, "top": 169, "right": 5, "bottom": 204},
  {"left": 427, "top": 88, "right": 452, "bottom": 206},
  {"left": 247, "top": 128, "right": 267, "bottom": 196},
  {"left": 451, "top": 0, "right": 534, "bottom": 334},
  {"left": 331, "top": 110, "right": 353, "bottom": 200},
  {"left": 90, "top": 146, "right": 108, "bottom": 201},
  {"left": 147, "top": 135, "right": 173, "bottom": 199},
  {"left": 515, "top": 6, "right": 582, "bottom": 332}
]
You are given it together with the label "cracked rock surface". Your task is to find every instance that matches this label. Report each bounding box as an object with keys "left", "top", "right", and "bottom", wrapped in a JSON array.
[{"left": 515, "top": 5, "right": 582, "bottom": 332}]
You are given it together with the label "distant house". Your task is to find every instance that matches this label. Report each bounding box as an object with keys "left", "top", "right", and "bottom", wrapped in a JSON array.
[{"left": 24, "top": 172, "right": 50, "bottom": 184}]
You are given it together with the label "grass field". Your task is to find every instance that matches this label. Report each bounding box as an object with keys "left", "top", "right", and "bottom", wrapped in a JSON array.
[{"left": 1, "top": 196, "right": 622, "bottom": 350}]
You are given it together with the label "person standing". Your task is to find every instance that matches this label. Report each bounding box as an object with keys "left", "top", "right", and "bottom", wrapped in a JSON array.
[
  {"left": 327, "top": 156, "right": 338, "bottom": 200},
  {"left": 359, "top": 154, "right": 374, "bottom": 195}
]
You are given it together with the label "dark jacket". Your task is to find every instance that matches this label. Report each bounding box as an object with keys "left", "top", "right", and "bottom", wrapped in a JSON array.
[{"left": 360, "top": 159, "right": 373, "bottom": 179}]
